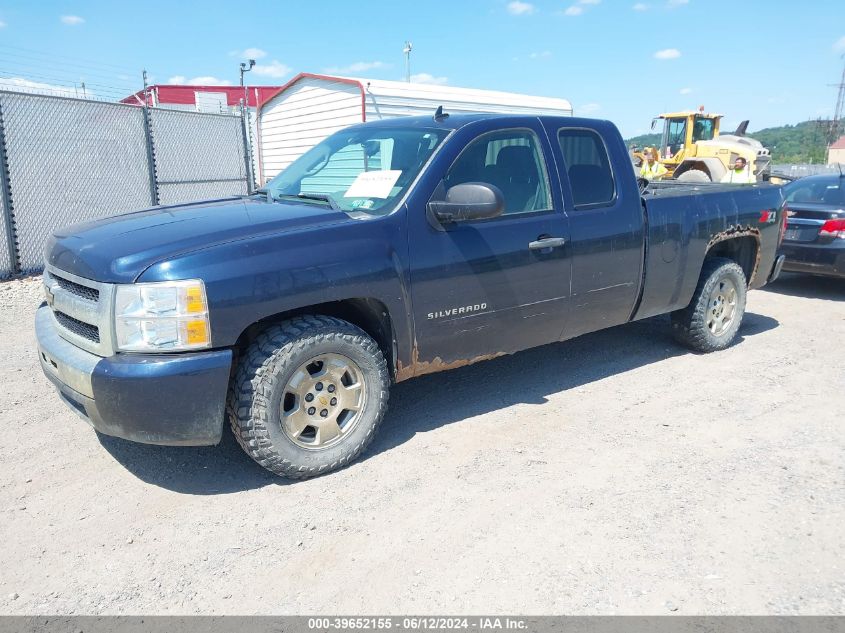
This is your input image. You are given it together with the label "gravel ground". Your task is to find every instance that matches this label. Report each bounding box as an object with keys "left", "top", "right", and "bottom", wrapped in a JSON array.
[{"left": 0, "top": 273, "right": 843, "bottom": 615}]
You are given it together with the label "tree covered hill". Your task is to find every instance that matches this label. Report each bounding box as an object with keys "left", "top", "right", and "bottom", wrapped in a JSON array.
[{"left": 625, "top": 120, "right": 841, "bottom": 163}]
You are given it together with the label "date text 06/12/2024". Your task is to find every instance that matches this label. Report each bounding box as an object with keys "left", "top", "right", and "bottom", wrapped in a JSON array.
[{"left": 306, "top": 617, "right": 528, "bottom": 630}]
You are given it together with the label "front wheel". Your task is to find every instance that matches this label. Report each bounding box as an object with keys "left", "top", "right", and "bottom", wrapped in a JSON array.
[
  {"left": 671, "top": 257, "right": 747, "bottom": 353},
  {"left": 227, "top": 316, "right": 389, "bottom": 479},
  {"left": 676, "top": 169, "right": 712, "bottom": 183}
]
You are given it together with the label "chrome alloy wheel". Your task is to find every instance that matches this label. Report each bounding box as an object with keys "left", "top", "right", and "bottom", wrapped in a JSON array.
[
  {"left": 707, "top": 278, "right": 738, "bottom": 336},
  {"left": 280, "top": 353, "right": 366, "bottom": 449}
]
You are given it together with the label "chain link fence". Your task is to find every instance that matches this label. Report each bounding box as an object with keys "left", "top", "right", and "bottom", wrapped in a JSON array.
[
  {"left": 770, "top": 163, "right": 843, "bottom": 178},
  {"left": 149, "top": 108, "right": 251, "bottom": 205},
  {"left": 0, "top": 90, "right": 253, "bottom": 278}
]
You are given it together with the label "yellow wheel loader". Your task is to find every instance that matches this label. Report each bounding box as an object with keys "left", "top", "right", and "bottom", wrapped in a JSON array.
[{"left": 633, "top": 109, "right": 771, "bottom": 182}]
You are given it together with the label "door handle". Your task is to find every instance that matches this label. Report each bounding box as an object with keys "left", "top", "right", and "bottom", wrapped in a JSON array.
[{"left": 529, "top": 236, "right": 566, "bottom": 251}]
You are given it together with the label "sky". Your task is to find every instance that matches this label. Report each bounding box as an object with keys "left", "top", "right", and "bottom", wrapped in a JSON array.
[{"left": 0, "top": 0, "right": 844, "bottom": 137}]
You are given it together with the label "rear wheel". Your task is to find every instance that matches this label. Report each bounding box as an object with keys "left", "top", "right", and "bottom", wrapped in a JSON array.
[
  {"left": 671, "top": 257, "right": 747, "bottom": 352},
  {"left": 228, "top": 316, "right": 389, "bottom": 479},
  {"left": 676, "top": 168, "right": 712, "bottom": 183}
]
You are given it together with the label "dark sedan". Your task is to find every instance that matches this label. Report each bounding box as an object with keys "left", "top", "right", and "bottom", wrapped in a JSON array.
[{"left": 779, "top": 173, "right": 845, "bottom": 278}]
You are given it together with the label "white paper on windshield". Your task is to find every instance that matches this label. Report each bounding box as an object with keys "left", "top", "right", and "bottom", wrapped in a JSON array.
[{"left": 344, "top": 170, "right": 402, "bottom": 199}]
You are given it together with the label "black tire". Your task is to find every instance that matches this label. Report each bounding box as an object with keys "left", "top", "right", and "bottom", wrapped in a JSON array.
[
  {"left": 227, "top": 315, "right": 389, "bottom": 479},
  {"left": 671, "top": 257, "right": 747, "bottom": 353},
  {"left": 676, "top": 169, "right": 712, "bottom": 183}
]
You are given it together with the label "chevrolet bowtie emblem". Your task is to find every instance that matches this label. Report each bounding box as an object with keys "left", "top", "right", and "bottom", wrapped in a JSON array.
[{"left": 319, "top": 396, "right": 328, "bottom": 406}]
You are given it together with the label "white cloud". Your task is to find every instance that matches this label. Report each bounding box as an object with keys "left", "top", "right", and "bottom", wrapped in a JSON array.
[
  {"left": 231, "top": 47, "right": 267, "bottom": 60},
  {"left": 60, "top": 15, "right": 84, "bottom": 25},
  {"left": 578, "top": 103, "right": 601, "bottom": 115},
  {"left": 667, "top": 0, "right": 688, "bottom": 6},
  {"left": 251, "top": 60, "right": 291, "bottom": 78},
  {"left": 564, "top": 5, "right": 584, "bottom": 15},
  {"left": 325, "top": 61, "right": 389, "bottom": 74},
  {"left": 0, "top": 76, "right": 87, "bottom": 98},
  {"left": 529, "top": 51, "right": 552, "bottom": 59},
  {"left": 834, "top": 36, "right": 845, "bottom": 52},
  {"left": 0, "top": 20, "right": 6, "bottom": 28},
  {"left": 168, "top": 75, "right": 232, "bottom": 86},
  {"left": 632, "top": 3, "right": 649, "bottom": 9},
  {"left": 679, "top": 87, "right": 692, "bottom": 94},
  {"left": 507, "top": 1, "right": 536, "bottom": 15},
  {"left": 410, "top": 73, "right": 448, "bottom": 85},
  {"left": 654, "top": 48, "right": 681, "bottom": 59}
]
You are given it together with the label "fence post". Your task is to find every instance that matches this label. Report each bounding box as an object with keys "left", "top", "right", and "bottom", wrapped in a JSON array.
[
  {"left": 0, "top": 96, "right": 20, "bottom": 275},
  {"left": 240, "top": 101, "right": 255, "bottom": 194},
  {"left": 141, "top": 101, "right": 160, "bottom": 206}
]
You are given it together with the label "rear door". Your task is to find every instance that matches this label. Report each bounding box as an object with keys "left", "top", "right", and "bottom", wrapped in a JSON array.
[
  {"left": 407, "top": 123, "right": 572, "bottom": 371},
  {"left": 545, "top": 123, "right": 645, "bottom": 338}
]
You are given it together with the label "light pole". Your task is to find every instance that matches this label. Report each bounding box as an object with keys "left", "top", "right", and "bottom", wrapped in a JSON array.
[
  {"left": 403, "top": 41, "right": 412, "bottom": 83},
  {"left": 239, "top": 59, "right": 256, "bottom": 86}
]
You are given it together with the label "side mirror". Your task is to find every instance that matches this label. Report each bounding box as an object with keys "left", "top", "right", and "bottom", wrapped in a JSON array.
[{"left": 427, "top": 182, "right": 505, "bottom": 224}]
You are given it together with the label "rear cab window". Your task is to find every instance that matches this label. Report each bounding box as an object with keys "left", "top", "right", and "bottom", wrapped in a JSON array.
[{"left": 557, "top": 128, "right": 616, "bottom": 209}]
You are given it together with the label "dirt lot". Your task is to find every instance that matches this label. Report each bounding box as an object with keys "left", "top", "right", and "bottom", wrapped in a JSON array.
[{"left": 0, "top": 273, "right": 843, "bottom": 615}]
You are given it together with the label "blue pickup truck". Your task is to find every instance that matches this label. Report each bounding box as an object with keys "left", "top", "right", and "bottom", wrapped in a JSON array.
[{"left": 37, "top": 112, "right": 787, "bottom": 478}]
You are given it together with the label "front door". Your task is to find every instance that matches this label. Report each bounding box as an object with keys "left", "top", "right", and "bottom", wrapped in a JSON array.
[{"left": 407, "top": 125, "right": 572, "bottom": 374}]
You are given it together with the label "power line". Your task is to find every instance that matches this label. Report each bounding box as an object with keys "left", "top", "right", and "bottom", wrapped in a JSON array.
[
  {"left": 0, "top": 56, "right": 139, "bottom": 89},
  {"left": 0, "top": 43, "right": 138, "bottom": 74},
  {"left": 0, "top": 70, "right": 134, "bottom": 101}
]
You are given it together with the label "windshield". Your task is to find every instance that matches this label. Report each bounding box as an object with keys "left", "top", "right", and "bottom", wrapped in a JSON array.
[
  {"left": 784, "top": 178, "right": 845, "bottom": 205},
  {"left": 261, "top": 126, "right": 450, "bottom": 215},
  {"left": 661, "top": 117, "right": 687, "bottom": 157}
]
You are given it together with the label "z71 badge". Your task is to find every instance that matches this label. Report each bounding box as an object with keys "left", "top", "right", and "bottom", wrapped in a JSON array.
[{"left": 427, "top": 303, "right": 487, "bottom": 320}]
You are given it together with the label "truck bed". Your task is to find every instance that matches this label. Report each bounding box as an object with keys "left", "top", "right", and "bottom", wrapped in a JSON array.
[{"left": 634, "top": 182, "right": 785, "bottom": 321}]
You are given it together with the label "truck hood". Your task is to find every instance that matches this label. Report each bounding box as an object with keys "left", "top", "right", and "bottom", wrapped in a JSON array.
[{"left": 47, "top": 196, "right": 350, "bottom": 283}]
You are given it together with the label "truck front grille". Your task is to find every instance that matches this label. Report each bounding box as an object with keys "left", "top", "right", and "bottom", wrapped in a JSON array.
[
  {"left": 51, "top": 273, "right": 100, "bottom": 303},
  {"left": 43, "top": 265, "right": 114, "bottom": 356},
  {"left": 54, "top": 311, "right": 101, "bottom": 344}
]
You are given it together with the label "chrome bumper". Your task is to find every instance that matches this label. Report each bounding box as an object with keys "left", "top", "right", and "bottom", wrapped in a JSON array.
[
  {"left": 768, "top": 254, "right": 786, "bottom": 283},
  {"left": 36, "top": 304, "right": 98, "bottom": 399}
]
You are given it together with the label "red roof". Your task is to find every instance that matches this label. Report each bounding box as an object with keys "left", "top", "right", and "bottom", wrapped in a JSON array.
[
  {"left": 120, "top": 84, "right": 282, "bottom": 108},
  {"left": 830, "top": 135, "right": 845, "bottom": 150}
]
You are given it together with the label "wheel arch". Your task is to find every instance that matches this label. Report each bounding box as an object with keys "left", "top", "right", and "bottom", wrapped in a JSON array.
[
  {"left": 704, "top": 232, "right": 761, "bottom": 287},
  {"left": 233, "top": 298, "right": 398, "bottom": 381}
]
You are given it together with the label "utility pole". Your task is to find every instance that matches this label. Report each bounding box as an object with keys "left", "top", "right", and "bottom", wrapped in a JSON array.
[{"left": 403, "top": 41, "right": 412, "bottom": 83}]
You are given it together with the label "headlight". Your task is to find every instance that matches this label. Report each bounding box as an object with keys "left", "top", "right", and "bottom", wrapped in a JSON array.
[{"left": 114, "top": 280, "right": 211, "bottom": 352}]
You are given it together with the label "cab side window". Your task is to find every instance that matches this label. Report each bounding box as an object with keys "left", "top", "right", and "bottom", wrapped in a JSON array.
[
  {"left": 558, "top": 129, "right": 616, "bottom": 209},
  {"left": 445, "top": 130, "right": 551, "bottom": 215}
]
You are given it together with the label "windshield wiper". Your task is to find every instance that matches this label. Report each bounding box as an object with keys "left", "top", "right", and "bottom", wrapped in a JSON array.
[
  {"left": 270, "top": 192, "right": 341, "bottom": 211},
  {"left": 294, "top": 192, "right": 340, "bottom": 210}
]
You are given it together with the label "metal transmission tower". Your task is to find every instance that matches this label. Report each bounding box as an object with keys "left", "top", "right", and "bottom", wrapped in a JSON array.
[{"left": 831, "top": 56, "right": 845, "bottom": 144}]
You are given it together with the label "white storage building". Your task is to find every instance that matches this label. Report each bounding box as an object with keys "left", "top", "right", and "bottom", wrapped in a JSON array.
[{"left": 256, "top": 73, "right": 573, "bottom": 183}]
